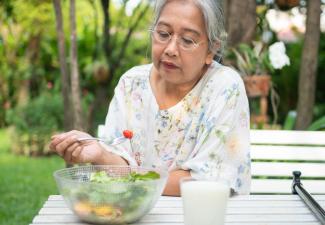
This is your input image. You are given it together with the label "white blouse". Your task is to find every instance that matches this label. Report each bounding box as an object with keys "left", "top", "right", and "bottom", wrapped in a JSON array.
[{"left": 99, "top": 61, "right": 251, "bottom": 194}]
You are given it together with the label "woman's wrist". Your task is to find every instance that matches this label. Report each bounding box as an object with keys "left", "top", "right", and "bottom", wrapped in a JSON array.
[{"left": 93, "top": 145, "right": 129, "bottom": 165}]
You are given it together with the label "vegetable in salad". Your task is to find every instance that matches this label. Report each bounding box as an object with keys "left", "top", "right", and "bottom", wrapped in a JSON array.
[{"left": 65, "top": 170, "right": 161, "bottom": 224}]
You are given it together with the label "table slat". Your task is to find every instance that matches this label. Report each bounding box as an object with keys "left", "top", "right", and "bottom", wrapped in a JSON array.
[{"left": 38, "top": 206, "right": 318, "bottom": 215}]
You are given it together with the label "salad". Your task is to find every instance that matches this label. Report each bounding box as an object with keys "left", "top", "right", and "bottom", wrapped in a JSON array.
[{"left": 64, "top": 170, "right": 161, "bottom": 224}]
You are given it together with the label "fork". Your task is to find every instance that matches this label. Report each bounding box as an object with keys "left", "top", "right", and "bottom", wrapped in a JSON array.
[{"left": 77, "top": 136, "right": 126, "bottom": 146}]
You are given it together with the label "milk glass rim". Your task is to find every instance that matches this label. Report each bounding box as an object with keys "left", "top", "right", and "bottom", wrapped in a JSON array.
[{"left": 179, "top": 177, "right": 230, "bottom": 187}]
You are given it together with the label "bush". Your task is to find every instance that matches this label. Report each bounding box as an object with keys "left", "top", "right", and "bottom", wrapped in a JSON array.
[{"left": 6, "top": 93, "right": 63, "bottom": 156}]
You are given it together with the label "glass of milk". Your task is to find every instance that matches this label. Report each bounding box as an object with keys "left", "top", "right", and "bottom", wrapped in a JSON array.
[{"left": 180, "top": 178, "right": 230, "bottom": 225}]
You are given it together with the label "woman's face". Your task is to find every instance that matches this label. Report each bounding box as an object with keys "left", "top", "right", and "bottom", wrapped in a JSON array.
[{"left": 151, "top": 0, "right": 214, "bottom": 88}]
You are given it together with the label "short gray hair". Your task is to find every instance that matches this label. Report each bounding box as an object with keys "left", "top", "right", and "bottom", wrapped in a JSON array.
[{"left": 151, "top": 0, "right": 227, "bottom": 58}]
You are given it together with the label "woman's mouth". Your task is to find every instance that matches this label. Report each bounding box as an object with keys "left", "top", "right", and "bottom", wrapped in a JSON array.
[{"left": 161, "top": 61, "right": 179, "bottom": 70}]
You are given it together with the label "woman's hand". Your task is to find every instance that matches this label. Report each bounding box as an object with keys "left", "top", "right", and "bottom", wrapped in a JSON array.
[{"left": 50, "top": 130, "right": 105, "bottom": 164}]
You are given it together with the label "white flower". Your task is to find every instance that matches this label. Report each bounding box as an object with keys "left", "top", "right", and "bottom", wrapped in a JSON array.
[{"left": 268, "top": 41, "right": 290, "bottom": 69}]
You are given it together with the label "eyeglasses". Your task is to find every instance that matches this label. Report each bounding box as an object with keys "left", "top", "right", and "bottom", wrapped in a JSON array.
[{"left": 149, "top": 29, "right": 204, "bottom": 51}]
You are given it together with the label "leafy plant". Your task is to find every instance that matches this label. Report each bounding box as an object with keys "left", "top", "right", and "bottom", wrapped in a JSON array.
[
  {"left": 231, "top": 41, "right": 290, "bottom": 76},
  {"left": 308, "top": 116, "right": 325, "bottom": 131},
  {"left": 283, "top": 110, "right": 297, "bottom": 130},
  {"left": 6, "top": 93, "right": 63, "bottom": 155},
  {"left": 281, "top": 105, "right": 325, "bottom": 131}
]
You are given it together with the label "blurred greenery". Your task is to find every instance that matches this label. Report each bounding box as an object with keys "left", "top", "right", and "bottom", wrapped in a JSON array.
[
  {"left": 272, "top": 33, "right": 325, "bottom": 124},
  {"left": 308, "top": 115, "right": 325, "bottom": 131},
  {"left": 283, "top": 110, "right": 297, "bottom": 130},
  {"left": 6, "top": 92, "right": 63, "bottom": 155},
  {"left": 0, "top": 0, "right": 152, "bottom": 146},
  {"left": 0, "top": 129, "right": 65, "bottom": 225}
]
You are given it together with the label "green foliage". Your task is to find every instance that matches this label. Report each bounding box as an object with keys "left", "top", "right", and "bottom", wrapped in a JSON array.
[
  {"left": 231, "top": 42, "right": 274, "bottom": 76},
  {"left": 271, "top": 41, "right": 302, "bottom": 123},
  {"left": 6, "top": 93, "right": 63, "bottom": 155},
  {"left": 281, "top": 104, "right": 325, "bottom": 130},
  {"left": 283, "top": 110, "right": 297, "bottom": 130},
  {"left": 272, "top": 33, "right": 325, "bottom": 125},
  {"left": 0, "top": 129, "right": 65, "bottom": 225},
  {"left": 307, "top": 104, "right": 325, "bottom": 131},
  {"left": 308, "top": 116, "right": 325, "bottom": 131},
  {"left": 0, "top": 0, "right": 153, "bottom": 132}
]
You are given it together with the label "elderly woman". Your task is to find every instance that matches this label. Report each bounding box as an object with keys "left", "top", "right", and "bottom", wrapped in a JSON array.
[{"left": 50, "top": 0, "right": 251, "bottom": 196}]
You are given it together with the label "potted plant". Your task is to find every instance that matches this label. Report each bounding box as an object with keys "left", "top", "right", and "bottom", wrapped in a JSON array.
[
  {"left": 232, "top": 41, "right": 290, "bottom": 96},
  {"left": 231, "top": 41, "right": 290, "bottom": 125},
  {"left": 275, "top": 0, "right": 300, "bottom": 11}
]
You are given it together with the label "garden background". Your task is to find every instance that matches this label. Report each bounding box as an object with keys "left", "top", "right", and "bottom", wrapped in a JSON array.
[{"left": 0, "top": 0, "right": 324, "bottom": 224}]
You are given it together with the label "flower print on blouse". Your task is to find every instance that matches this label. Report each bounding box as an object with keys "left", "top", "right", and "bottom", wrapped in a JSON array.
[{"left": 99, "top": 61, "right": 251, "bottom": 194}]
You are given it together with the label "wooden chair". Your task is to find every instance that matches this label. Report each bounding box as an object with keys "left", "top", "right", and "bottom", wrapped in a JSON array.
[{"left": 250, "top": 129, "right": 325, "bottom": 194}]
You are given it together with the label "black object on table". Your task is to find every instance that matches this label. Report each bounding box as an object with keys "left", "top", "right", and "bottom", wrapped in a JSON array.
[{"left": 292, "top": 171, "right": 325, "bottom": 225}]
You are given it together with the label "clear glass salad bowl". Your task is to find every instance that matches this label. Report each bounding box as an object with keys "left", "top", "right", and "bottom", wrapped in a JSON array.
[{"left": 53, "top": 165, "right": 168, "bottom": 224}]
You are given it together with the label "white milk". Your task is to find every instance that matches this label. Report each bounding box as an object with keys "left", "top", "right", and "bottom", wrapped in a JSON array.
[{"left": 181, "top": 180, "right": 230, "bottom": 225}]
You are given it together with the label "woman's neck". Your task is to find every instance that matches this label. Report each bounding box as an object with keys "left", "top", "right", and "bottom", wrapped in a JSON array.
[{"left": 150, "top": 66, "right": 207, "bottom": 110}]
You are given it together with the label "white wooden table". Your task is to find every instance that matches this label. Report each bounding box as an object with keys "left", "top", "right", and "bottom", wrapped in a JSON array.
[{"left": 31, "top": 195, "right": 325, "bottom": 225}]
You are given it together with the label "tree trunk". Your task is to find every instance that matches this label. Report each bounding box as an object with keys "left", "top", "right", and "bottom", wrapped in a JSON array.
[
  {"left": 69, "top": 0, "right": 84, "bottom": 130},
  {"left": 225, "top": 0, "right": 257, "bottom": 47},
  {"left": 88, "top": 0, "right": 100, "bottom": 61},
  {"left": 53, "top": 0, "right": 73, "bottom": 131},
  {"left": 101, "top": 0, "right": 111, "bottom": 64},
  {"left": 27, "top": 34, "right": 41, "bottom": 98},
  {"left": 295, "top": 0, "right": 321, "bottom": 130}
]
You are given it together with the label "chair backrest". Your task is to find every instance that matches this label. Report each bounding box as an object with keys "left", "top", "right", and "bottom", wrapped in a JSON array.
[{"left": 250, "top": 130, "right": 325, "bottom": 194}]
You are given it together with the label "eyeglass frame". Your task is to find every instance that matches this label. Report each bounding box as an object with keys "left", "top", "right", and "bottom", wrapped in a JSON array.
[{"left": 149, "top": 28, "right": 206, "bottom": 51}]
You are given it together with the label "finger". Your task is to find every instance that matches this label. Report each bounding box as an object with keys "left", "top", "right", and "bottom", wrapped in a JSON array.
[
  {"left": 49, "top": 137, "right": 62, "bottom": 153},
  {"left": 50, "top": 134, "right": 64, "bottom": 151},
  {"left": 55, "top": 134, "right": 78, "bottom": 157},
  {"left": 51, "top": 133, "right": 62, "bottom": 140},
  {"left": 50, "top": 130, "right": 90, "bottom": 156},
  {"left": 50, "top": 133, "right": 69, "bottom": 148},
  {"left": 51, "top": 130, "right": 80, "bottom": 144},
  {"left": 71, "top": 146, "right": 83, "bottom": 163},
  {"left": 64, "top": 142, "right": 80, "bottom": 163}
]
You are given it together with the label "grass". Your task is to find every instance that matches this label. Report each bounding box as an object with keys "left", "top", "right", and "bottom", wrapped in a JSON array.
[{"left": 0, "top": 129, "right": 65, "bottom": 225}]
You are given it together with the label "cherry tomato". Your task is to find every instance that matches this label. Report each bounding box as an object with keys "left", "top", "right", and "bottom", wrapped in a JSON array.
[{"left": 123, "top": 130, "right": 133, "bottom": 139}]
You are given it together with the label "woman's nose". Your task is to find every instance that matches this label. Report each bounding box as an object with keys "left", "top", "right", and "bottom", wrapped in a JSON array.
[{"left": 164, "top": 36, "right": 179, "bottom": 56}]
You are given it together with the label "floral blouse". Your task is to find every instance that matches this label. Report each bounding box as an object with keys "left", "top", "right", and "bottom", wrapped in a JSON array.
[{"left": 99, "top": 61, "right": 251, "bottom": 194}]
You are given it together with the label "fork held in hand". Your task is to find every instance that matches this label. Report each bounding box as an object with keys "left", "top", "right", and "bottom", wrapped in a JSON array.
[
  {"left": 77, "top": 136, "right": 126, "bottom": 146},
  {"left": 77, "top": 129, "right": 133, "bottom": 146}
]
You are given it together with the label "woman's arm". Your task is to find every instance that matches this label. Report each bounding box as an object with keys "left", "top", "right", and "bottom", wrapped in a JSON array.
[{"left": 163, "top": 169, "right": 191, "bottom": 196}]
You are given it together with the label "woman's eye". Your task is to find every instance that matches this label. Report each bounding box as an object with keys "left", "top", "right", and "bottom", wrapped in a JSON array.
[
  {"left": 158, "top": 31, "right": 170, "bottom": 38},
  {"left": 181, "top": 37, "right": 194, "bottom": 45}
]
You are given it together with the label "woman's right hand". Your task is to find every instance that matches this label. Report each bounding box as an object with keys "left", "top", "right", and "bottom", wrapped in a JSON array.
[{"left": 49, "top": 130, "right": 105, "bottom": 164}]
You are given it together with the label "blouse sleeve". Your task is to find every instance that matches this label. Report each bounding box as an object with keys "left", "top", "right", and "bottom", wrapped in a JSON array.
[
  {"left": 181, "top": 71, "right": 251, "bottom": 194},
  {"left": 98, "top": 76, "right": 138, "bottom": 166}
]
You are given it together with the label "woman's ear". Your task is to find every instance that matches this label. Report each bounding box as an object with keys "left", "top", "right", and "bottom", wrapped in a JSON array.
[
  {"left": 205, "top": 42, "right": 220, "bottom": 65},
  {"left": 205, "top": 52, "right": 214, "bottom": 65}
]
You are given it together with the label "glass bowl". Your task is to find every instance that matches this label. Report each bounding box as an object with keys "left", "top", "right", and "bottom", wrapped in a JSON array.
[{"left": 53, "top": 165, "right": 168, "bottom": 224}]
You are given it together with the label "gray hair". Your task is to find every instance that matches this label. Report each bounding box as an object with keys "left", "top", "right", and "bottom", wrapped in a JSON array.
[{"left": 151, "top": 0, "right": 227, "bottom": 58}]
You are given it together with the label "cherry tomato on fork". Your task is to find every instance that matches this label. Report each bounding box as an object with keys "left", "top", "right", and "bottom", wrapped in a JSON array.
[{"left": 123, "top": 130, "right": 133, "bottom": 139}]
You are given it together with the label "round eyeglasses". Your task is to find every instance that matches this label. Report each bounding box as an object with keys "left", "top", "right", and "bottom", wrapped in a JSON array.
[{"left": 149, "top": 29, "right": 204, "bottom": 51}]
